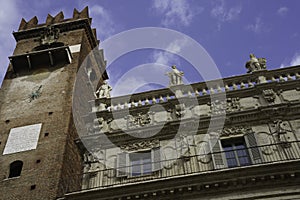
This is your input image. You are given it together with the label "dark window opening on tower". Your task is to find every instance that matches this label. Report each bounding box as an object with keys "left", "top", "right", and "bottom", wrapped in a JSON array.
[{"left": 8, "top": 160, "right": 23, "bottom": 178}]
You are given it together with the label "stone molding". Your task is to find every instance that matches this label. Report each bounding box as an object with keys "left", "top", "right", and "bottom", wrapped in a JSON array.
[{"left": 120, "top": 140, "right": 159, "bottom": 151}]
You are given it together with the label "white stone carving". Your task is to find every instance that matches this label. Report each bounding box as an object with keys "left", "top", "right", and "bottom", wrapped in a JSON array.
[
  {"left": 166, "top": 65, "right": 184, "bottom": 86},
  {"left": 95, "top": 81, "right": 112, "bottom": 98}
]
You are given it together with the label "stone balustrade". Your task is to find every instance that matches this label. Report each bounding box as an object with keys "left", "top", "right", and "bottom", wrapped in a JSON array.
[{"left": 91, "top": 65, "right": 300, "bottom": 113}]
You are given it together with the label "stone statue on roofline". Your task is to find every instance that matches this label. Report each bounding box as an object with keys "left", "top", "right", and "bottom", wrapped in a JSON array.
[
  {"left": 94, "top": 80, "right": 112, "bottom": 98},
  {"left": 166, "top": 65, "right": 184, "bottom": 86},
  {"left": 245, "top": 54, "right": 267, "bottom": 73}
]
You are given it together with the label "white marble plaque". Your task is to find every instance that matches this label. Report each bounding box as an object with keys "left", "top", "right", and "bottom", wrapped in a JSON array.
[
  {"left": 3, "top": 123, "right": 42, "bottom": 155},
  {"left": 69, "top": 44, "right": 81, "bottom": 53}
]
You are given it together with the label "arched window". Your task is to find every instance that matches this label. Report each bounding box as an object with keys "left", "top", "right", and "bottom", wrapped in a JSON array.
[{"left": 9, "top": 160, "right": 23, "bottom": 178}]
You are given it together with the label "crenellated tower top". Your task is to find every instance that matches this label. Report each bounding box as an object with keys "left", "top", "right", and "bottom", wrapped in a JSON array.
[
  {"left": 13, "top": 6, "right": 98, "bottom": 48},
  {"left": 18, "top": 7, "right": 90, "bottom": 31}
]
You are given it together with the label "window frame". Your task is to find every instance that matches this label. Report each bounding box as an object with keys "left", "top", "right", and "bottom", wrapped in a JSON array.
[
  {"left": 129, "top": 151, "right": 152, "bottom": 177},
  {"left": 8, "top": 160, "right": 23, "bottom": 178},
  {"left": 116, "top": 147, "right": 161, "bottom": 178},
  {"left": 221, "top": 139, "right": 251, "bottom": 168}
]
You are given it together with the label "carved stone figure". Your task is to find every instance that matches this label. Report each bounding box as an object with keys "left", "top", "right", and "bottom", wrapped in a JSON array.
[
  {"left": 166, "top": 65, "right": 184, "bottom": 86},
  {"left": 86, "top": 66, "right": 93, "bottom": 80},
  {"left": 40, "top": 26, "right": 60, "bottom": 45},
  {"left": 270, "top": 120, "right": 291, "bottom": 144},
  {"left": 245, "top": 54, "right": 267, "bottom": 73},
  {"left": 95, "top": 117, "right": 112, "bottom": 133},
  {"left": 262, "top": 89, "right": 276, "bottom": 103},
  {"left": 86, "top": 123, "right": 94, "bottom": 135},
  {"left": 175, "top": 104, "right": 186, "bottom": 118},
  {"left": 126, "top": 113, "right": 151, "bottom": 128},
  {"left": 210, "top": 100, "right": 226, "bottom": 115},
  {"left": 95, "top": 81, "right": 112, "bottom": 98},
  {"left": 135, "top": 113, "right": 151, "bottom": 126},
  {"left": 177, "top": 134, "right": 195, "bottom": 158},
  {"left": 226, "top": 97, "right": 240, "bottom": 112}
]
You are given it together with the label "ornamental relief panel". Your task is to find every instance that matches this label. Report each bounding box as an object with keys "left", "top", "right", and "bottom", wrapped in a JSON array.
[
  {"left": 209, "top": 100, "right": 226, "bottom": 115},
  {"left": 239, "top": 97, "right": 260, "bottom": 110},
  {"left": 209, "top": 98, "right": 241, "bottom": 115},
  {"left": 281, "top": 89, "right": 300, "bottom": 102},
  {"left": 262, "top": 89, "right": 277, "bottom": 103},
  {"left": 125, "top": 112, "right": 153, "bottom": 128},
  {"left": 219, "top": 126, "right": 253, "bottom": 137},
  {"left": 120, "top": 140, "right": 159, "bottom": 152},
  {"left": 268, "top": 120, "right": 294, "bottom": 144}
]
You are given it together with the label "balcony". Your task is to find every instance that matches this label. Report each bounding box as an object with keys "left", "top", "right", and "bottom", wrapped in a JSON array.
[
  {"left": 70, "top": 141, "right": 300, "bottom": 192},
  {"left": 9, "top": 46, "right": 72, "bottom": 74}
]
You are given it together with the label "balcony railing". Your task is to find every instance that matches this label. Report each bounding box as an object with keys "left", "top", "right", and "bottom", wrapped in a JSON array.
[
  {"left": 91, "top": 65, "right": 300, "bottom": 113},
  {"left": 76, "top": 141, "right": 300, "bottom": 191}
]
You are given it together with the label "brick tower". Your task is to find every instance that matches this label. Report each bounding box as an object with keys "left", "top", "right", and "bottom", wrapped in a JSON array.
[{"left": 0, "top": 7, "right": 107, "bottom": 200}]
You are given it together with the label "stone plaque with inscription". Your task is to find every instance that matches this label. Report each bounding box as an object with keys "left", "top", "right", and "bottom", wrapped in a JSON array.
[{"left": 3, "top": 123, "right": 42, "bottom": 155}]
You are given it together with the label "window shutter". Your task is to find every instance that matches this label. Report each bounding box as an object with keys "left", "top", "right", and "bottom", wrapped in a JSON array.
[
  {"left": 244, "top": 132, "right": 263, "bottom": 164},
  {"left": 152, "top": 148, "right": 161, "bottom": 171},
  {"left": 209, "top": 139, "right": 226, "bottom": 169},
  {"left": 116, "top": 152, "right": 128, "bottom": 177}
]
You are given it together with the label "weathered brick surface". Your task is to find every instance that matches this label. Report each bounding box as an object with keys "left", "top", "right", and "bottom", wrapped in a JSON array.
[{"left": 0, "top": 10, "right": 104, "bottom": 200}]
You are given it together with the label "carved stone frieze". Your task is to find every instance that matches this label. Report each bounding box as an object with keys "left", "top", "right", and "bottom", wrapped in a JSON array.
[
  {"left": 281, "top": 89, "right": 300, "bottom": 102},
  {"left": 262, "top": 89, "right": 276, "bottom": 103},
  {"left": 226, "top": 97, "right": 240, "bottom": 112},
  {"left": 220, "top": 126, "right": 253, "bottom": 137},
  {"left": 120, "top": 140, "right": 159, "bottom": 151},
  {"left": 210, "top": 98, "right": 241, "bottom": 115},
  {"left": 175, "top": 103, "right": 186, "bottom": 118},
  {"left": 269, "top": 120, "right": 292, "bottom": 145},
  {"left": 209, "top": 100, "right": 226, "bottom": 115},
  {"left": 125, "top": 112, "right": 152, "bottom": 128},
  {"left": 93, "top": 117, "right": 113, "bottom": 133}
]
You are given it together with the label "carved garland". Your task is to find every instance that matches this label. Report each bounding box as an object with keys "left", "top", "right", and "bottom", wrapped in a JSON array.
[
  {"left": 120, "top": 140, "right": 159, "bottom": 151},
  {"left": 220, "top": 126, "right": 253, "bottom": 137}
]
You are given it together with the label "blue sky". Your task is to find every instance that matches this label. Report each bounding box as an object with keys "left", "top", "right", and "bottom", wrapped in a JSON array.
[{"left": 0, "top": 0, "right": 300, "bottom": 95}]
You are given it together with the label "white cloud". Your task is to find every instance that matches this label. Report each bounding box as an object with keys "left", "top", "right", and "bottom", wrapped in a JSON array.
[
  {"left": 112, "top": 39, "right": 191, "bottom": 96},
  {"left": 89, "top": 5, "right": 116, "bottom": 40},
  {"left": 111, "top": 64, "right": 170, "bottom": 96},
  {"left": 290, "top": 53, "right": 300, "bottom": 66},
  {"left": 151, "top": 38, "right": 188, "bottom": 66},
  {"left": 110, "top": 39, "right": 190, "bottom": 96},
  {"left": 280, "top": 52, "right": 300, "bottom": 68},
  {"left": 152, "top": 0, "right": 202, "bottom": 27},
  {"left": 246, "top": 17, "right": 264, "bottom": 34},
  {"left": 277, "top": 7, "right": 288, "bottom": 16},
  {"left": 211, "top": 0, "right": 242, "bottom": 22}
]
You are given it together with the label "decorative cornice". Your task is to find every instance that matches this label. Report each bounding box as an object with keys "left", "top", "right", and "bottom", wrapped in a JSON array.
[{"left": 13, "top": 18, "right": 98, "bottom": 49}]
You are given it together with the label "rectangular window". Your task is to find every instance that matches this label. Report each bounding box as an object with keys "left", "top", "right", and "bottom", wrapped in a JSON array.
[
  {"left": 221, "top": 138, "right": 251, "bottom": 168},
  {"left": 130, "top": 151, "right": 152, "bottom": 176},
  {"left": 116, "top": 148, "right": 161, "bottom": 178}
]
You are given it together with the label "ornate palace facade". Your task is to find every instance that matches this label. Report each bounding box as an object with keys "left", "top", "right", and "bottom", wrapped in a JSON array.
[{"left": 0, "top": 7, "right": 299, "bottom": 200}]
